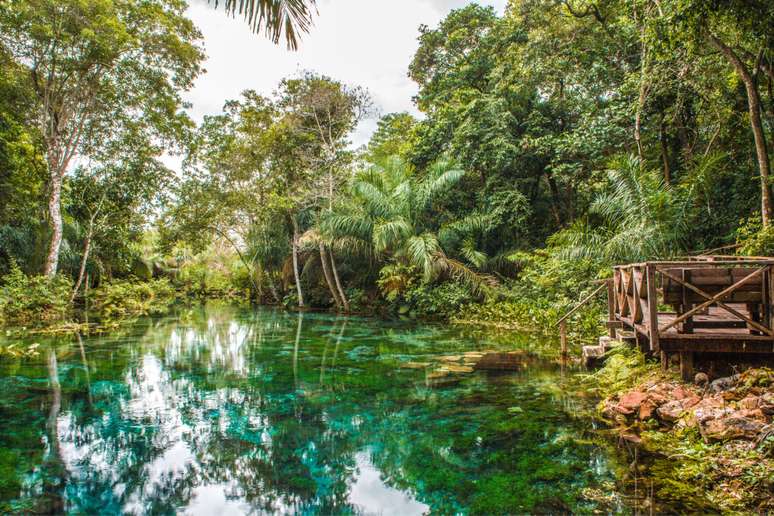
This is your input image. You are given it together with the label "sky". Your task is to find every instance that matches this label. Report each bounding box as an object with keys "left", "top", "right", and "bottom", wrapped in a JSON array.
[{"left": 181, "top": 0, "right": 508, "bottom": 153}]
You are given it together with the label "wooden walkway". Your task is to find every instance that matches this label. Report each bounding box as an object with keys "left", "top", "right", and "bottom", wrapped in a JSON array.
[{"left": 607, "top": 257, "right": 774, "bottom": 379}]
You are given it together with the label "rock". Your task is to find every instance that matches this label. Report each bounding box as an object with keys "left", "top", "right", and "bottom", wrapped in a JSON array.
[
  {"left": 639, "top": 400, "right": 657, "bottom": 420},
  {"left": 740, "top": 408, "right": 767, "bottom": 421},
  {"left": 694, "top": 372, "right": 709, "bottom": 387},
  {"left": 473, "top": 352, "right": 523, "bottom": 371},
  {"left": 692, "top": 397, "right": 734, "bottom": 424},
  {"left": 710, "top": 374, "right": 741, "bottom": 393},
  {"left": 739, "top": 395, "right": 760, "bottom": 410},
  {"left": 582, "top": 345, "right": 606, "bottom": 368},
  {"left": 618, "top": 391, "right": 648, "bottom": 411},
  {"left": 672, "top": 386, "right": 693, "bottom": 400},
  {"left": 682, "top": 395, "right": 701, "bottom": 409},
  {"left": 439, "top": 355, "right": 463, "bottom": 363},
  {"left": 657, "top": 400, "right": 685, "bottom": 422},
  {"left": 444, "top": 364, "right": 474, "bottom": 374},
  {"left": 400, "top": 362, "right": 431, "bottom": 369},
  {"left": 645, "top": 392, "right": 669, "bottom": 406},
  {"left": 759, "top": 393, "right": 774, "bottom": 415},
  {"left": 702, "top": 416, "right": 765, "bottom": 441},
  {"left": 620, "top": 432, "right": 642, "bottom": 444}
]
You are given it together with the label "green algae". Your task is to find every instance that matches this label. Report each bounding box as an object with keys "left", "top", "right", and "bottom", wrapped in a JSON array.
[{"left": 0, "top": 303, "right": 635, "bottom": 514}]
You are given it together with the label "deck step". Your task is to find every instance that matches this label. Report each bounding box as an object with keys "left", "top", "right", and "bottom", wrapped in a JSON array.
[
  {"left": 598, "top": 336, "right": 621, "bottom": 351},
  {"left": 582, "top": 345, "right": 606, "bottom": 368}
]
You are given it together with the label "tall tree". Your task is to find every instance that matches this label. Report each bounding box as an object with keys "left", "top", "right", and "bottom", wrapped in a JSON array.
[
  {"left": 278, "top": 72, "right": 372, "bottom": 311},
  {"left": 0, "top": 0, "right": 203, "bottom": 277}
]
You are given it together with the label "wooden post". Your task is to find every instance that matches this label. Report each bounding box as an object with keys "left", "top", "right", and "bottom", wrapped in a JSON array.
[
  {"left": 606, "top": 279, "right": 616, "bottom": 338},
  {"left": 560, "top": 320, "right": 568, "bottom": 359},
  {"left": 679, "top": 351, "right": 694, "bottom": 382},
  {"left": 682, "top": 269, "right": 693, "bottom": 333},
  {"left": 660, "top": 351, "right": 669, "bottom": 372},
  {"left": 646, "top": 264, "right": 660, "bottom": 352}
]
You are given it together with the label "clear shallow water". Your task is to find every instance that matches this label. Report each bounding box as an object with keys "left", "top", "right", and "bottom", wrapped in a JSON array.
[{"left": 0, "top": 304, "right": 629, "bottom": 514}]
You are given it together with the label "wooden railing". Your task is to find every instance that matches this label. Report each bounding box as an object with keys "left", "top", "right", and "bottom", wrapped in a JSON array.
[{"left": 612, "top": 259, "right": 774, "bottom": 352}]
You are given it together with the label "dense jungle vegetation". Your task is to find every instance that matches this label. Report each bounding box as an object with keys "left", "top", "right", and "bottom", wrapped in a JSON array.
[{"left": 1, "top": 0, "right": 774, "bottom": 342}]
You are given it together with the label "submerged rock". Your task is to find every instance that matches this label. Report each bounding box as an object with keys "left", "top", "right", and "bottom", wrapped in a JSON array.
[
  {"left": 473, "top": 352, "right": 523, "bottom": 371},
  {"left": 400, "top": 361, "right": 431, "bottom": 369}
]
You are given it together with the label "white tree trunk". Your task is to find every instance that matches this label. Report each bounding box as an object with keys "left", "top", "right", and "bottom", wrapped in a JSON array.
[
  {"left": 70, "top": 227, "right": 93, "bottom": 303},
  {"left": 291, "top": 217, "right": 305, "bottom": 307},
  {"left": 44, "top": 169, "right": 64, "bottom": 278}
]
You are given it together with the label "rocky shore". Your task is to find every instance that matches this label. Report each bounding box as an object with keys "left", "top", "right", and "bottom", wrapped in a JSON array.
[{"left": 596, "top": 358, "right": 774, "bottom": 512}]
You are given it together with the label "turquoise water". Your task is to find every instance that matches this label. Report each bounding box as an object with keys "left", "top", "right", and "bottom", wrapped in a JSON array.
[{"left": 0, "top": 304, "right": 630, "bottom": 514}]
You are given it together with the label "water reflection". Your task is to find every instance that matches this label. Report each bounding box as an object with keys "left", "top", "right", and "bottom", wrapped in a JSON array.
[{"left": 0, "top": 304, "right": 626, "bottom": 514}]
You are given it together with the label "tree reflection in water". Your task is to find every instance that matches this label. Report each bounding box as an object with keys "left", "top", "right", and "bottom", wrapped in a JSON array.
[{"left": 0, "top": 303, "right": 627, "bottom": 514}]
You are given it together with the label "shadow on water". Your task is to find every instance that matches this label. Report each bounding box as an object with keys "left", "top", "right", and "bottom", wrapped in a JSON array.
[{"left": 0, "top": 302, "right": 665, "bottom": 514}]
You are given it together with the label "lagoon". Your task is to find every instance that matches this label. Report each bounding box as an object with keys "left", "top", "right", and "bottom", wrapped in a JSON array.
[{"left": 0, "top": 304, "right": 633, "bottom": 514}]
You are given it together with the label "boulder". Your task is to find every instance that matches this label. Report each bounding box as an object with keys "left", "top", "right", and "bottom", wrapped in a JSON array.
[
  {"left": 739, "top": 396, "right": 760, "bottom": 410},
  {"left": 639, "top": 400, "right": 657, "bottom": 420},
  {"left": 710, "top": 374, "right": 740, "bottom": 393},
  {"left": 400, "top": 362, "right": 430, "bottom": 369},
  {"left": 694, "top": 372, "right": 709, "bottom": 387},
  {"left": 618, "top": 391, "right": 648, "bottom": 411},
  {"left": 657, "top": 400, "right": 685, "bottom": 422},
  {"left": 702, "top": 416, "right": 765, "bottom": 441},
  {"left": 444, "top": 364, "right": 474, "bottom": 374},
  {"left": 692, "top": 396, "right": 732, "bottom": 424},
  {"left": 473, "top": 352, "right": 523, "bottom": 371},
  {"left": 582, "top": 345, "right": 605, "bottom": 368},
  {"left": 759, "top": 392, "right": 774, "bottom": 415}
]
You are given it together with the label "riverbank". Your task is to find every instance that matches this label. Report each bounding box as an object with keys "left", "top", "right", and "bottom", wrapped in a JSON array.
[{"left": 592, "top": 346, "right": 774, "bottom": 513}]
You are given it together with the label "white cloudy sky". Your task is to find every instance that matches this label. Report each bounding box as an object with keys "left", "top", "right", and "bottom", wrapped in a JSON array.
[{"left": 182, "top": 0, "right": 507, "bottom": 150}]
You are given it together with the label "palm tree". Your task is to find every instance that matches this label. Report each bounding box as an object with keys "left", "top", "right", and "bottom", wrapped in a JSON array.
[
  {"left": 209, "top": 0, "right": 317, "bottom": 50},
  {"left": 320, "top": 156, "right": 495, "bottom": 292},
  {"left": 554, "top": 155, "right": 689, "bottom": 264}
]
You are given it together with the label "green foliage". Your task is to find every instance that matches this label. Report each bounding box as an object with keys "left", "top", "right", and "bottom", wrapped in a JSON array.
[
  {"left": 0, "top": 264, "right": 71, "bottom": 326},
  {"left": 454, "top": 250, "right": 607, "bottom": 343},
  {"left": 736, "top": 215, "right": 774, "bottom": 256},
  {"left": 588, "top": 345, "right": 657, "bottom": 398},
  {"left": 91, "top": 279, "right": 176, "bottom": 320}
]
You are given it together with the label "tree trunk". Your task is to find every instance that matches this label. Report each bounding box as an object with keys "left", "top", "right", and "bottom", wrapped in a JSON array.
[
  {"left": 43, "top": 169, "right": 64, "bottom": 278},
  {"left": 70, "top": 227, "right": 93, "bottom": 304},
  {"left": 319, "top": 243, "right": 342, "bottom": 309},
  {"left": 545, "top": 173, "right": 563, "bottom": 226},
  {"left": 267, "top": 273, "right": 281, "bottom": 303},
  {"left": 291, "top": 216, "right": 304, "bottom": 307},
  {"left": 710, "top": 35, "right": 773, "bottom": 226},
  {"left": 659, "top": 116, "right": 671, "bottom": 185},
  {"left": 329, "top": 252, "right": 350, "bottom": 312}
]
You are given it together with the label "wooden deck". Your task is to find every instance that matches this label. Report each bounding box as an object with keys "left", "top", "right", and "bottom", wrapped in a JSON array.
[{"left": 607, "top": 257, "right": 774, "bottom": 379}]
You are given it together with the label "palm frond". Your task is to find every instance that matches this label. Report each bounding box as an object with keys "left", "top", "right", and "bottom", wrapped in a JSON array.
[{"left": 210, "top": 0, "right": 317, "bottom": 50}]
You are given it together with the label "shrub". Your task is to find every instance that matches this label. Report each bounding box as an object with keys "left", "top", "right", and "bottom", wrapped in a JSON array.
[
  {"left": 736, "top": 215, "right": 774, "bottom": 256},
  {"left": 403, "top": 281, "right": 474, "bottom": 319},
  {"left": 452, "top": 250, "right": 607, "bottom": 343},
  {"left": 91, "top": 278, "right": 176, "bottom": 319},
  {"left": 0, "top": 263, "right": 72, "bottom": 326}
]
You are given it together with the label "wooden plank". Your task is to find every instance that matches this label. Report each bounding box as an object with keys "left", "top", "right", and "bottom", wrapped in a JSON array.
[
  {"left": 664, "top": 291, "right": 763, "bottom": 304},
  {"left": 660, "top": 338, "right": 774, "bottom": 353},
  {"left": 681, "top": 269, "right": 693, "bottom": 333},
  {"left": 657, "top": 266, "right": 769, "bottom": 333},
  {"left": 679, "top": 351, "right": 694, "bottom": 381},
  {"left": 658, "top": 267, "right": 773, "bottom": 336},
  {"left": 631, "top": 267, "right": 643, "bottom": 324},
  {"left": 606, "top": 279, "right": 616, "bottom": 338},
  {"left": 646, "top": 264, "right": 660, "bottom": 352}
]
